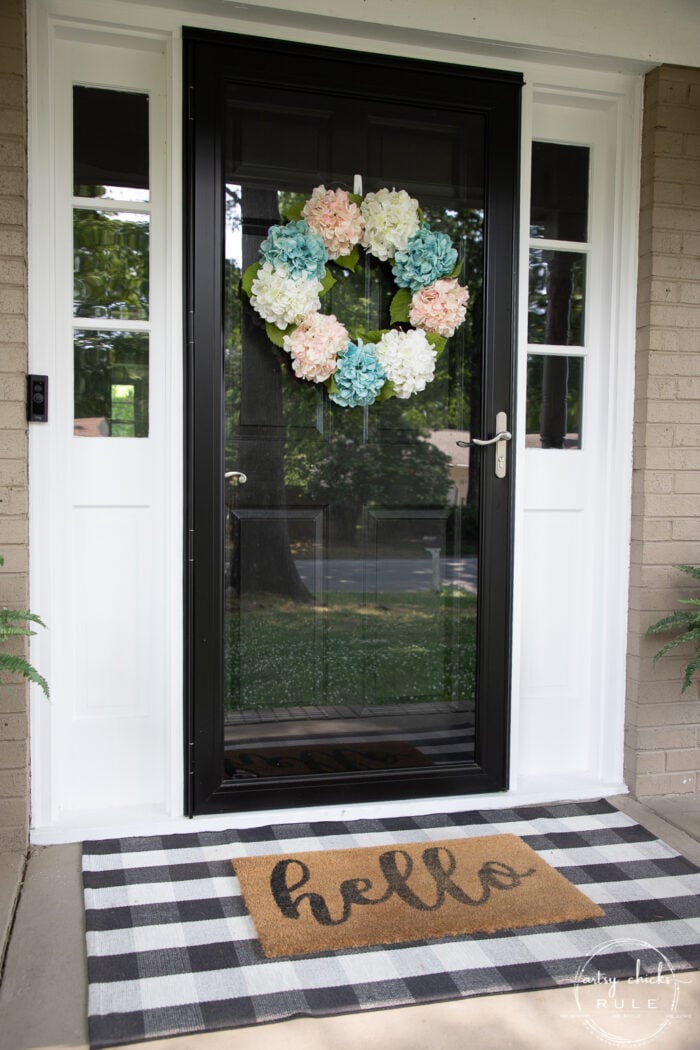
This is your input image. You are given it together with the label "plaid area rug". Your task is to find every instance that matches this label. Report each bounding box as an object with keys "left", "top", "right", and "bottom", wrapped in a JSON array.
[{"left": 82, "top": 799, "right": 700, "bottom": 1049}]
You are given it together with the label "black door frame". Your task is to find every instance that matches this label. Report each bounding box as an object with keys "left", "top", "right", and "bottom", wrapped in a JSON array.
[{"left": 184, "top": 28, "right": 521, "bottom": 816}]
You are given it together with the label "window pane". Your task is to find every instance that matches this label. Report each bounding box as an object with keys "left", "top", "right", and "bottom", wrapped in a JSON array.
[
  {"left": 528, "top": 249, "right": 585, "bottom": 346},
  {"left": 73, "top": 87, "right": 149, "bottom": 199},
  {"left": 526, "top": 354, "right": 583, "bottom": 449},
  {"left": 530, "top": 142, "right": 589, "bottom": 241},
  {"left": 73, "top": 210, "right": 149, "bottom": 320},
  {"left": 74, "top": 329, "right": 148, "bottom": 437}
]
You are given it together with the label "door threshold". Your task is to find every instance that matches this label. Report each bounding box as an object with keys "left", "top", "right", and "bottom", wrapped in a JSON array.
[{"left": 31, "top": 776, "right": 628, "bottom": 844}]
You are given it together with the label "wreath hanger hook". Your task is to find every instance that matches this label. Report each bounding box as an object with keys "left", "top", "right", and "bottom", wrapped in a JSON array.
[{"left": 353, "top": 174, "right": 363, "bottom": 197}]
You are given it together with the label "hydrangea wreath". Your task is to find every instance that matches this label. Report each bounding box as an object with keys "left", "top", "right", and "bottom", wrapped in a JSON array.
[{"left": 241, "top": 185, "right": 470, "bottom": 408}]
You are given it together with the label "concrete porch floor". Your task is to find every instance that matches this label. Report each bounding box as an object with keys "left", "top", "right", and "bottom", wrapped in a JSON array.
[{"left": 1, "top": 795, "right": 699, "bottom": 1050}]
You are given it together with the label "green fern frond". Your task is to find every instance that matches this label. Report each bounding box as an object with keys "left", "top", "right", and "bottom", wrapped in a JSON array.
[
  {"left": 0, "top": 653, "right": 49, "bottom": 698},
  {"left": 675, "top": 564, "right": 700, "bottom": 582},
  {"left": 647, "top": 568, "right": 700, "bottom": 693},
  {"left": 683, "top": 651, "right": 700, "bottom": 692}
]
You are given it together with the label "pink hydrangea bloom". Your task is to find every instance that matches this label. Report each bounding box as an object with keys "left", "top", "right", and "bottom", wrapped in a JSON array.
[
  {"left": 302, "top": 186, "right": 364, "bottom": 260},
  {"left": 283, "top": 311, "right": 350, "bottom": 382},
  {"left": 409, "top": 278, "right": 470, "bottom": 338}
]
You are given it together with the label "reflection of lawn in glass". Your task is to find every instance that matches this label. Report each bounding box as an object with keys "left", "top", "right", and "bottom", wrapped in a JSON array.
[{"left": 224, "top": 590, "right": 477, "bottom": 712}]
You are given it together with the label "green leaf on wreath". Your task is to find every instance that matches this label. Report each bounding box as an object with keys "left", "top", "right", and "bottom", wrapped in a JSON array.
[
  {"left": 334, "top": 245, "right": 360, "bottom": 272},
  {"left": 377, "top": 381, "right": 397, "bottom": 402},
  {"left": 320, "top": 268, "right": 337, "bottom": 295},
  {"left": 265, "top": 321, "right": 293, "bottom": 348},
  {"left": 425, "top": 332, "right": 448, "bottom": 356},
  {"left": 390, "top": 287, "right": 412, "bottom": 325},
  {"left": 448, "top": 257, "right": 464, "bottom": 279},
  {"left": 360, "top": 330, "right": 388, "bottom": 345},
  {"left": 325, "top": 375, "right": 340, "bottom": 395},
  {"left": 283, "top": 200, "right": 305, "bottom": 222},
  {"left": 241, "top": 261, "right": 260, "bottom": 297},
  {"left": 417, "top": 207, "right": 425, "bottom": 225},
  {"left": 348, "top": 193, "right": 362, "bottom": 205}
]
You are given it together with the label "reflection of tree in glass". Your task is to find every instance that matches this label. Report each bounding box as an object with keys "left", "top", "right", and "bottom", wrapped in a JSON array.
[
  {"left": 74, "top": 329, "right": 148, "bottom": 436},
  {"left": 73, "top": 209, "right": 149, "bottom": 319}
]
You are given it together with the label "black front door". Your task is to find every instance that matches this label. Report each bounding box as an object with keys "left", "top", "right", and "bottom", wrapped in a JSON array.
[{"left": 185, "top": 30, "right": 521, "bottom": 815}]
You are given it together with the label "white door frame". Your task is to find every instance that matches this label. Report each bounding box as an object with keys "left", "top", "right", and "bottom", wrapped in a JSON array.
[{"left": 28, "top": 0, "right": 641, "bottom": 842}]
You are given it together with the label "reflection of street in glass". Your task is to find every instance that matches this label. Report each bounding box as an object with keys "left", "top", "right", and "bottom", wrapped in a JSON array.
[
  {"left": 568, "top": 938, "right": 688, "bottom": 1046},
  {"left": 294, "top": 556, "right": 478, "bottom": 594}
]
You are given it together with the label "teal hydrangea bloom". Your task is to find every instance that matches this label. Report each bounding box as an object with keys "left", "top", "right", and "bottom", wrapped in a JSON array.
[
  {"left": 260, "top": 220, "right": 328, "bottom": 281},
  {"left": 392, "top": 226, "right": 458, "bottom": 293},
  {"left": 329, "top": 340, "right": 386, "bottom": 408}
]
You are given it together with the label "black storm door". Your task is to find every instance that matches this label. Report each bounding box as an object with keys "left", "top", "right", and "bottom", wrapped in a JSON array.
[{"left": 185, "top": 30, "right": 521, "bottom": 815}]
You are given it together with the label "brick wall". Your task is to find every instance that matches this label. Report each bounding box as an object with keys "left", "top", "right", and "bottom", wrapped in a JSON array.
[
  {"left": 0, "top": 0, "right": 29, "bottom": 851},
  {"left": 625, "top": 65, "right": 700, "bottom": 798}
]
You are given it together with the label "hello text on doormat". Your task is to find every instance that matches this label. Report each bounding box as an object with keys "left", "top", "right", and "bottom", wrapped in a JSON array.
[{"left": 233, "top": 834, "right": 604, "bottom": 957}]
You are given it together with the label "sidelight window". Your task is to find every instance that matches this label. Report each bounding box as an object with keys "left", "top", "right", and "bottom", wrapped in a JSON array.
[{"left": 72, "top": 87, "right": 151, "bottom": 437}]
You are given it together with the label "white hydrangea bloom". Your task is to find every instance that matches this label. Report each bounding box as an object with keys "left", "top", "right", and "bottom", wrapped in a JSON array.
[
  {"left": 360, "top": 189, "right": 420, "bottom": 262},
  {"left": 250, "top": 262, "right": 322, "bottom": 329},
  {"left": 375, "top": 329, "right": 437, "bottom": 399}
]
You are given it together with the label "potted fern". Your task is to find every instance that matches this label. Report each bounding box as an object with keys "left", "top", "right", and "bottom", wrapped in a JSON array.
[
  {"left": 646, "top": 564, "right": 700, "bottom": 693},
  {"left": 0, "top": 554, "right": 49, "bottom": 697}
]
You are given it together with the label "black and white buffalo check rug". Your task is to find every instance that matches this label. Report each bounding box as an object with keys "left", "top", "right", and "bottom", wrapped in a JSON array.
[{"left": 82, "top": 798, "right": 700, "bottom": 1049}]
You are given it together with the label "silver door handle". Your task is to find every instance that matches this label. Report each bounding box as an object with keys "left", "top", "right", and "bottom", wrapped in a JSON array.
[
  {"left": 458, "top": 431, "right": 512, "bottom": 447},
  {"left": 456, "top": 412, "right": 511, "bottom": 479},
  {"left": 225, "top": 470, "right": 247, "bottom": 485}
]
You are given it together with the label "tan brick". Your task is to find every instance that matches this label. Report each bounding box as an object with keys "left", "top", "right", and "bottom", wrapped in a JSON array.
[
  {"left": 679, "top": 283, "right": 700, "bottom": 304},
  {"left": 0, "top": 402, "right": 27, "bottom": 429},
  {"left": 645, "top": 327, "right": 680, "bottom": 352},
  {"left": 0, "top": 684, "right": 27, "bottom": 713},
  {"left": 647, "top": 353, "right": 700, "bottom": 376},
  {"left": 0, "top": 198, "right": 24, "bottom": 225},
  {"left": 675, "top": 471, "right": 700, "bottom": 493},
  {"left": 624, "top": 748, "right": 666, "bottom": 775},
  {"left": 644, "top": 448, "right": 700, "bottom": 470},
  {"left": 0, "top": 826, "right": 27, "bottom": 851},
  {"left": 0, "top": 797, "right": 27, "bottom": 827},
  {"left": 0, "top": 347, "right": 27, "bottom": 373},
  {"left": 672, "top": 517, "right": 700, "bottom": 540},
  {"left": 0, "top": 712, "right": 27, "bottom": 740},
  {"left": 677, "top": 329, "right": 700, "bottom": 354},
  {"left": 654, "top": 156, "right": 700, "bottom": 184},
  {"left": 633, "top": 726, "right": 696, "bottom": 751},
  {"left": 0, "top": 169, "right": 23, "bottom": 196},
  {"left": 0, "top": 768, "right": 26, "bottom": 798},
  {"left": 649, "top": 228, "right": 684, "bottom": 253},
  {"left": 631, "top": 700, "right": 700, "bottom": 726},
  {"left": 647, "top": 401, "right": 699, "bottom": 423},
  {"left": 0, "top": 138, "right": 24, "bottom": 168},
  {"left": 635, "top": 771, "right": 697, "bottom": 796},
  {"left": 0, "top": 430, "right": 25, "bottom": 457},
  {"left": 0, "top": 572, "right": 30, "bottom": 604},
  {"left": 0, "top": 373, "right": 25, "bottom": 400},
  {"left": 654, "top": 108, "right": 700, "bottom": 140},
  {"left": 674, "top": 425, "right": 700, "bottom": 447},
  {"left": 0, "top": 738, "right": 26, "bottom": 769},
  {"left": 683, "top": 183, "right": 700, "bottom": 207},
  {"left": 685, "top": 134, "right": 700, "bottom": 158},
  {"left": 648, "top": 304, "right": 700, "bottom": 328},
  {"left": 0, "top": 229, "right": 24, "bottom": 257},
  {"left": 666, "top": 748, "right": 700, "bottom": 771},
  {"left": 0, "top": 258, "right": 25, "bottom": 286},
  {"left": 0, "top": 485, "right": 26, "bottom": 514},
  {"left": 0, "top": 73, "right": 24, "bottom": 109},
  {"left": 0, "top": 515, "right": 26, "bottom": 544},
  {"left": 641, "top": 495, "right": 700, "bottom": 517},
  {"left": 650, "top": 206, "right": 700, "bottom": 233},
  {"left": 0, "top": 16, "right": 26, "bottom": 51},
  {"left": 652, "top": 131, "right": 686, "bottom": 157},
  {"left": 0, "top": 544, "right": 26, "bottom": 572}
]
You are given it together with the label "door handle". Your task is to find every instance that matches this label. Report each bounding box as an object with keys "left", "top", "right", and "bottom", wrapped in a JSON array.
[
  {"left": 225, "top": 470, "right": 248, "bottom": 485},
  {"left": 456, "top": 412, "right": 511, "bottom": 479}
]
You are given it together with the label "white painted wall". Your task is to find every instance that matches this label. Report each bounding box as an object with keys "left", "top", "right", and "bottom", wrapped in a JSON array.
[{"left": 28, "top": 0, "right": 647, "bottom": 840}]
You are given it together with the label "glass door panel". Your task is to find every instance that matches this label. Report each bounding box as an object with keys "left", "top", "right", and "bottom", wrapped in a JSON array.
[{"left": 186, "top": 31, "right": 521, "bottom": 812}]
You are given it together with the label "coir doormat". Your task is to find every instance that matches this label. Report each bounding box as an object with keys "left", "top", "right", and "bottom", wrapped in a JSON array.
[
  {"left": 224, "top": 740, "right": 432, "bottom": 779},
  {"left": 234, "top": 834, "right": 603, "bottom": 957},
  {"left": 82, "top": 799, "right": 700, "bottom": 1049}
]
